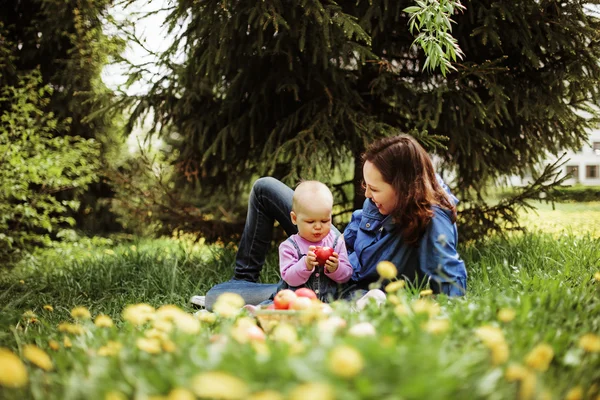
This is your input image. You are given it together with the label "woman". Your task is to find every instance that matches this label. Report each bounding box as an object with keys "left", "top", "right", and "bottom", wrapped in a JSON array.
[{"left": 199, "top": 134, "right": 467, "bottom": 310}]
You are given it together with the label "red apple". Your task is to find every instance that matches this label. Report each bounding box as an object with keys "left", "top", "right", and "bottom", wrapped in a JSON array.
[
  {"left": 273, "top": 289, "right": 297, "bottom": 310},
  {"left": 290, "top": 296, "right": 313, "bottom": 310},
  {"left": 315, "top": 246, "right": 334, "bottom": 266},
  {"left": 295, "top": 288, "right": 317, "bottom": 300}
]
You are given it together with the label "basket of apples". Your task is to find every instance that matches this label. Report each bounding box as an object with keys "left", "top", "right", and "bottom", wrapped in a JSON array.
[{"left": 254, "top": 288, "right": 327, "bottom": 332}]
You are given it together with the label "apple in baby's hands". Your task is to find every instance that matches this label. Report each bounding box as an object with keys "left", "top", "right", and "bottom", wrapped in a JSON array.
[
  {"left": 295, "top": 288, "right": 317, "bottom": 300},
  {"left": 273, "top": 289, "right": 297, "bottom": 310},
  {"left": 314, "top": 246, "right": 334, "bottom": 266}
]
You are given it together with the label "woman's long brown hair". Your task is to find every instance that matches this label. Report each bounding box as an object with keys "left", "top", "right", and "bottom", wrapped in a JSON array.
[{"left": 363, "top": 134, "right": 456, "bottom": 246}]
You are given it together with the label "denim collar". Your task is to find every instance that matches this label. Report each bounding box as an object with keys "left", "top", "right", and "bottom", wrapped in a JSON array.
[{"left": 362, "top": 199, "right": 396, "bottom": 232}]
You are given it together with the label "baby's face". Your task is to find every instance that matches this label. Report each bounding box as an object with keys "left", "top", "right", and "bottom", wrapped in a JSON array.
[{"left": 292, "top": 203, "right": 332, "bottom": 243}]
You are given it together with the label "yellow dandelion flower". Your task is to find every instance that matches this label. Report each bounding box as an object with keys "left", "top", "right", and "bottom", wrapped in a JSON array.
[
  {"left": 71, "top": 306, "right": 91, "bottom": 320},
  {"left": 385, "top": 280, "right": 405, "bottom": 293},
  {"left": 578, "top": 333, "right": 600, "bottom": 353},
  {"left": 195, "top": 311, "right": 217, "bottom": 324},
  {"left": 153, "top": 318, "right": 173, "bottom": 333},
  {"left": 505, "top": 364, "right": 528, "bottom": 382},
  {"left": 412, "top": 299, "right": 440, "bottom": 317},
  {"left": 58, "top": 322, "right": 85, "bottom": 335},
  {"left": 122, "top": 303, "right": 155, "bottom": 325},
  {"left": 376, "top": 261, "right": 397, "bottom": 280},
  {"left": 270, "top": 323, "right": 298, "bottom": 344},
  {"left": 419, "top": 289, "right": 434, "bottom": 297},
  {"left": 0, "top": 348, "right": 28, "bottom": 388},
  {"left": 162, "top": 340, "right": 177, "bottom": 353},
  {"left": 22, "top": 310, "right": 37, "bottom": 319},
  {"left": 394, "top": 304, "right": 410, "bottom": 316},
  {"left": 423, "top": 319, "right": 451, "bottom": 335},
  {"left": 105, "top": 391, "right": 127, "bottom": 400},
  {"left": 136, "top": 338, "right": 161, "bottom": 354},
  {"left": 173, "top": 313, "right": 201, "bottom": 334},
  {"left": 190, "top": 371, "right": 249, "bottom": 399},
  {"left": 491, "top": 341, "right": 510, "bottom": 365},
  {"left": 519, "top": 371, "right": 537, "bottom": 400},
  {"left": 156, "top": 305, "right": 186, "bottom": 321},
  {"left": 497, "top": 308, "right": 516, "bottom": 323},
  {"left": 328, "top": 345, "right": 364, "bottom": 379},
  {"left": 19, "top": 280, "right": 24, "bottom": 284},
  {"left": 475, "top": 325, "right": 505, "bottom": 347},
  {"left": 288, "top": 382, "right": 335, "bottom": 400},
  {"left": 48, "top": 340, "right": 60, "bottom": 351},
  {"left": 23, "top": 344, "right": 53, "bottom": 371},
  {"left": 94, "top": 314, "right": 114, "bottom": 328},
  {"left": 594, "top": 271, "right": 600, "bottom": 282},
  {"left": 104, "top": 249, "right": 115, "bottom": 256},
  {"left": 43, "top": 305, "right": 54, "bottom": 312},
  {"left": 247, "top": 390, "right": 284, "bottom": 400},
  {"left": 167, "top": 388, "right": 195, "bottom": 400},
  {"left": 63, "top": 336, "right": 72, "bottom": 348},
  {"left": 145, "top": 328, "right": 168, "bottom": 341},
  {"left": 565, "top": 386, "right": 583, "bottom": 400},
  {"left": 98, "top": 341, "right": 122, "bottom": 357},
  {"left": 524, "top": 343, "right": 554, "bottom": 372},
  {"left": 130, "top": 245, "right": 137, "bottom": 252},
  {"left": 213, "top": 293, "right": 245, "bottom": 318},
  {"left": 348, "top": 322, "right": 376, "bottom": 337}
]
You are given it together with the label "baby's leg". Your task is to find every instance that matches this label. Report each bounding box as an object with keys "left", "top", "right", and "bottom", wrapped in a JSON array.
[{"left": 355, "top": 289, "right": 387, "bottom": 311}]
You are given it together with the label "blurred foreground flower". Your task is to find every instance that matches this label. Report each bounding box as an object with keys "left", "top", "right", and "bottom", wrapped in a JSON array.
[
  {"left": 328, "top": 345, "right": 364, "bottom": 378},
  {"left": 288, "top": 382, "right": 335, "bottom": 400},
  {"left": 578, "top": 333, "right": 600, "bottom": 353},
  {"left": 191, "top": 371, "right": 249, "bottom": 399},
  {"left": 71, "top": 306, "right": 91, "bottom": 320},
  {"left": 385, "top": 280, "right": 405, "bottom": 293},
  {"left": 564, "top": 386, "right": 584, "bottom": 400},
  {"left": 98, "top": 341, "right": 122, "bottom": 357},
  {"left": 23, "top": 344, "right": 53, "bottom": 371},
  {"left": 423, "top": 318, "right": 450, "bottom": 335},
  {"left": 136, "top": 338, "right": 161, "bottom": 354},
  {"left": 213, "top": 293, "right": 245, "bottom": 318},
  {"left": 94, "top": 314, "right": 114, "bottom": 328},
  {"left": 167, "top": 388, "right": 195, "bottom": 400},
  {"left": 348, "top": 322, "right": 376, "bottom": 337},
  {"left": 524, "top": 343, "right": 554, "bottom": 371},
  {"left": 247, "top": 390, "right": 284, "bottom": 400},
  {"left": 594, "top": 271, "right": 600, "bottom": 282},
  {"left": 48, "top": 340, "right": 60, "bottom": 351},
  {"left": 419, "top": 289, "right": 433, "bottom": 297},
  {"left": 58, "top": 322, "right": 85, "bottom": 335},
  {"left": 123, "top": 304, "right": 156, "bottom": 326},
  {"left": 412, "top": 299, "right": 440, "bottom": 317},
  {"left": 0, "top": 348, "right": 28, "bottom": 388},
  {"left": 43, "top": 305, "right": 54, "bottom": 312},
  {"left": 376, "top": 261, "right": 397, "bottom": 280},
  {"left": 497, "top": 308, "right": 516, "bottom": 323},
  {"left": 475, "top": 325, "right": 509, "bottom": 365}
]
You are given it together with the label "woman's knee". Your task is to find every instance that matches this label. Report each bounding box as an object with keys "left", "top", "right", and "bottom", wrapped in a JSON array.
[{"left": 252, "top": 177, "right": 282, "bottom": 198}]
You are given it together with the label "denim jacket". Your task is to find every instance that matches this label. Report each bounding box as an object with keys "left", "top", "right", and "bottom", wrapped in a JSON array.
[{"left": 343, "top": 191, "right": 467, "bottom": 296}]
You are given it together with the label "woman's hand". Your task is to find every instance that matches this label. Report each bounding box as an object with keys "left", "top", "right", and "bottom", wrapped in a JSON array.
[
  {"left": 325, "top": 252, "right": 339, "bottom": 273},
  {"left": 305, "top": 246, "right": 318, "bottom": 271}
]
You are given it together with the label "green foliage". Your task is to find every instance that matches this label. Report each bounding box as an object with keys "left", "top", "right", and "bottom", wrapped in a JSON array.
[
  {"left": 0, "top": 71, "right": 100, "bottom": 264},
  {"left": 499, "top": 186, "right": 600, "bottom": 203}
]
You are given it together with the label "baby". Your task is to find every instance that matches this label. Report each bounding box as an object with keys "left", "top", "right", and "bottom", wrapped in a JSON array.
[{"left": 278, "top": 180, "right": 353, "bottom": 302}]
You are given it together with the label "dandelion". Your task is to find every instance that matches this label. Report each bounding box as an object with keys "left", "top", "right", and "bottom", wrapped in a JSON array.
[
  {"left": 419, "top": 289, "right": 434, "bottom": 297},
  {"left": 195, "top": 310, "right": 217, "bottom": 324},
  {"left": 105, "top": 391, "right": 127, "bottom": 400},
  {"left": 173, "top": 313, "right": 201, "bottom": 334},
  {"left": 564, "top": 386, "right": 583, "bottom": 400},
  {"left": 288, "top": 382, "right": 335, "bottom": 400},
  {"left": 145, "top": 328, "right": 168, "bottom": 341},
  {"left": 19, "top": 280, "right": 24, "bottom": 284},
  {"left": 136, "top": 338, "right": 161, "bottom": 354},
  {"left": 22, "top": 310, "right": 37, "bottom": 319},
  {"left": 191, "top": 371, "right": 249, "bottom": 399},
  {"left": 104, "top": 249, "right": 115, "bottom": 256},
  {"left": 385, "top": 280, "right": 405, "bottom": 293},
  {"left": 270, "top": 323, "right": 298, "bottom": 344},
  {"left": 63, "top": 336, "right": 72, "bottom": 348},
  {"left": 519, "top": 371, "right": 537, "bottom": 400},
  {"left": 0, "top": 348, "right": 28, "bottom": 388},
  {"left": 578, "top": 333, "right": 600, "bottom": 353},
  {"left": 94, "top": 314, "right": 114, "bottom": 328},
  {"left": 475, "top": 325, "right": 505, "bottom": 347},
  {"left": 153, "top": 318, "right": 174, "bottom": 333},
  {"left": 58, "top": 322, "right": 85, "bottom": 335},
  {"left": 122, "top": 303, "right": 155, "bottom": 326},
  {"left": 376, "top": 261, "right": 397, "bottom": 280},
  {"left": 43, "top": 305, "right": 54, "bottom": 312},
  {"left": 247, "top": 390, "right": 284, "bottom": 400},
  {"left": 328, "top": 345, "right": 364, "bottom": 378},
  {"left": 491, "top": 341, "right": 510, "bottom": 365},
  {"left": 71, "top": 306, "right": 91, "bottom": 320},
  {"left": 97, "top": 341, "right": 122, "bottom": 357},
  {"left": 423, "top": 319, "right": 450, "bottom": 335},
  {"left": 348, "top": 322, "right": 376, "bottom": 337},
  {"left": 505, "top": 364, "right": 528, "bottom": 382},
  {"left": 130, "top": 245, "right": 137, "bottom": 252},
  {"left": 162, "top": 340, "right": 177, "bottom": 353},
  {"left": 497, "top": 308, "right": 516, "bottom": 323},
  {"left": 23, "top": 344, "right": 53, "bottom": 371},
  {"left": 168, "top": 388, "right": 195, "bottom": 400},
  {"left": 594, "top": 271, "right": 600, "bottom": 282},
  {"left": 48, "top": 340, "right": 60, "bottom": 351},
  {"left": 524, "top": 343, "right": 554, "bottom": 372},
  {"left": 412, "top": 299, "right": 440, "bottom": 317},
  {"left": 394, "top": 304, "right": 410, "bottom": 316},
  {"left": 213, "top": 293, "right": 245, "bottom": 318}
]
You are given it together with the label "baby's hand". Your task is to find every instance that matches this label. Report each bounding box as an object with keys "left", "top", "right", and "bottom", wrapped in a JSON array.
[
  {"left": 305, "top": 246, "right": 318, "bottom": 271},
  {"left": 325, "top": 252, "right": 339, "bottom": 273}
]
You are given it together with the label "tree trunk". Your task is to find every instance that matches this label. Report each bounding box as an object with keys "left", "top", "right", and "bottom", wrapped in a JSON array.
[{"left": 352, "top": 146, "right": 365, "bottom": 211}]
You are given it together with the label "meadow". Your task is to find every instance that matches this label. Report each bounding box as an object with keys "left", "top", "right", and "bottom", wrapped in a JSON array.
[{"left": 0, "top": 203, "right": 598, "bottom": 400}]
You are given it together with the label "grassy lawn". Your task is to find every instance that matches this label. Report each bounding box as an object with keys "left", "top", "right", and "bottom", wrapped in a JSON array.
[
  {"left": 518, "top": 201, "right": 600, "bottom": 237},
  {"left": 0, "top": 206, "right": 599, "bottom": 399}
]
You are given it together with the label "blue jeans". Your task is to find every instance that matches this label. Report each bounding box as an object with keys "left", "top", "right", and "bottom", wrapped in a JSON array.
[
  {"left": 205, "top": 177, "right": 341, "bottom": 310},
  {"left": 205, "top": 177, "right": 296, "bottom": 310}
]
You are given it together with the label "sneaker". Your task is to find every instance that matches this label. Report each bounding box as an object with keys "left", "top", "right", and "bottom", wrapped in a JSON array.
[{"left": 190, "top": 295, "right": 206, "bottom": 308}]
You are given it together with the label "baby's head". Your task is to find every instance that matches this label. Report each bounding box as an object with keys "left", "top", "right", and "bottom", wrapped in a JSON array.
[{"left": 290, "top": 181, "right": 333, "bottom": 243}]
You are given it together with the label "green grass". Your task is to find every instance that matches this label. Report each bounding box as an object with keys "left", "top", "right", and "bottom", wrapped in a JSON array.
[
  {"left": 0, "top": 216, "right": 599, "bottom": 399},
  {"left": 518, "top": 201, "right": 600, "bottom": 237}
]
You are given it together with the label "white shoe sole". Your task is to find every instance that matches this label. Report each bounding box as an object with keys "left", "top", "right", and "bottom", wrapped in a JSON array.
[{"left": 190, "top": 295, "right": 206, "bottom": 307}]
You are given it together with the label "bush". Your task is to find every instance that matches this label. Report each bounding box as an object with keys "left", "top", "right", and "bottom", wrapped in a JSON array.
[
  {"left": 550, "top": 186, "right": 600, "bottom": 202},
  {"left": 0, "top": 71, "right": 100, "bottom": 264}
]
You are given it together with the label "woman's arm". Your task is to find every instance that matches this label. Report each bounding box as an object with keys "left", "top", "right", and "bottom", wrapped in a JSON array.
[
  {"left": 342, "top": 209, "right": 363, "bottom": 255},
  {"left": 279, "top": 241, "right": 313, "bottom": 286},
  {"left": 419, "top": 207, "right": 467, "bottom": 296}
]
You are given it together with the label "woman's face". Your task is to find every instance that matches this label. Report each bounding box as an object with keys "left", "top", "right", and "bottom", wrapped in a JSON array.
[{"left": 363, "top": 161, "right": 398, "bottom": 215}]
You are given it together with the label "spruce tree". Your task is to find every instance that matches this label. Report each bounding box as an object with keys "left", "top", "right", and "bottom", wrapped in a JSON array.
[{"left": 125, "top": 0, "right": 600, "bottom": 239}]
